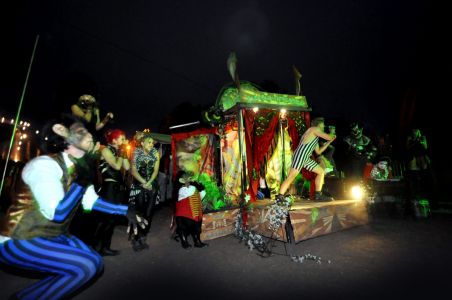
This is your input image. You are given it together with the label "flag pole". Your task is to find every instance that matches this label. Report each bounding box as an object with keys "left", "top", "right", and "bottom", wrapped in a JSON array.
[{"left": 0, "top": 35, "right": 39, "bottom": 198}]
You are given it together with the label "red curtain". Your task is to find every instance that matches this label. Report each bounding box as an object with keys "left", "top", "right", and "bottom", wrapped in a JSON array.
[
  {"left": 245, "top": 110, "right": 308, "bottom": 201},
  {"left": 244, "top": 111, "right": 280, "bottom": 201},
  {"left": 287, "top": 117, "right": 300, "bottom": 151}
]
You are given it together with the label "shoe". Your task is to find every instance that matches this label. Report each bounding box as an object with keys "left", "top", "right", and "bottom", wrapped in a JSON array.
[
  {"left": 194, "top": 240, "right": 209, "bottom": 248},
  {"left": 138, "top": 238, "right": 150, "bottom": 250},
  {"left": 99, "top": 248, "right": 120, "bottom": 256},
  {"left": 132, "top": 240, "right": 145, "bottom": 252},
  {"left": 180, "top": 234, "right": 192, "bottom": 249},
  {"left": 193, "top": 234, "right": 209, "bottom": 248},
  {"left": 314, "top": 191, "right": 334, "bottom": 202}
]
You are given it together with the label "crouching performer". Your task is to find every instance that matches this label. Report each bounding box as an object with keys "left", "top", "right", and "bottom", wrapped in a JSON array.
[
  {"left": 175, "top": 173, "right": 208, "bottom": 249},
  {"left": 0, "top": 114, "right": 146, "bottom": 300}
]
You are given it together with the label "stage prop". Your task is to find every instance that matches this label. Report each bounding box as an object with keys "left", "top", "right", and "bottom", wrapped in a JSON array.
[
  {"left": 247, "top": 198, "right": 368, "bottom": 243},
  {"left": 171, "top": 54, "right": 369, "bottom": 246},
  {"left": 200, "top": 208, "right": 240, "bottom": 241}
]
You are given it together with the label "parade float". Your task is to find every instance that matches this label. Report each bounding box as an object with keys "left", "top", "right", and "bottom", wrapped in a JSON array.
[{"left": 171, "top": 53, "right": 368, "bottom": 247}]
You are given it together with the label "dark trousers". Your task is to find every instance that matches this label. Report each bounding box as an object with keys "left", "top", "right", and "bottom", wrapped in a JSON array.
[
  {"left": 131, "top": 188, "right": 157, "bottom": 242},
  {"left": 175, "top": 216, "right": 202, "bottom": 238},
  {"left": 93, "top": 181, "right": 127, "bottom": 250}
]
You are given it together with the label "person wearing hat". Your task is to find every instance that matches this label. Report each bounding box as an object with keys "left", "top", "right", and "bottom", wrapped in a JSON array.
[
  {"left": 0, "top": 114, "right": 146, "bottom": 299},
  {"left": 71, "top": 94, "right": 114, "bottom": 143},
  {"left": 174, "top": 172, "right": 208, "bottom": 249}
]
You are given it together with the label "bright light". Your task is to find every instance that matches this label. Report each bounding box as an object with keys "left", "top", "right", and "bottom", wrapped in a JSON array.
[
  {"left": 35, "top": 130, "right": 39, "bottom": 134},
  {"left": 18, "top": 141, "right": 22, "bottom": 145},
  {"left": 22, "top": 127, "right": 26, "bottom": 130},
  {"left": 23, "top": 134, "right": 27, "bottom": 139},
  {"left": 10, "top": 119, "right": 14, "bottom": 124},
  {"left": 126, "top": 145, "right": 131, "bottom": 150},
  {"left": 280, "top": 109, "right": 287, "bottom": 114},
  {"left": 1, "top": 117, "right": 4, "bottom": 123},
  {"left": 45, "top": 137, "right": 48, "bottom": 141},
  {"left": 351, "top": 185, "right": 364, "bottom": 200},
  {"left": 252, "top": 107, "right": 259, "bottom": 113},
  {"left": 17, "top": 146, "right": 21, "bottom": 151}
]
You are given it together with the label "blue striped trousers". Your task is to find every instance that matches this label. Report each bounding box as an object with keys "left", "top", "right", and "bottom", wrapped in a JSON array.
[{"left": 0, "top": 234, "right": 103, "bottom": 299}]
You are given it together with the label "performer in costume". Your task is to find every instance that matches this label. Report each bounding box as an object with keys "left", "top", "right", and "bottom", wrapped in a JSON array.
[
  {"left": 277, "top": 117, "right": 336, "bottom": 202},
  {"left": 71, "top": 94, "right": 114, "bottom": 142},
  {"left": 0, "top": 114, "right": 146, "bottom": 300},
  {"left": 92, "top": 129, "right": 130, "bottom": 256},
  {"left": 343, "top": 122, "right": 377, "bottom": 179},
  {"left": 128, "top": 131, "right": 160, "bottom": 251},
  {"left": 175, "top": 172, "right": 208, "bottom": 249}
]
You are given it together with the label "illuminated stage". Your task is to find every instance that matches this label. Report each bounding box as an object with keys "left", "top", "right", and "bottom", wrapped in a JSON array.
[
  {"left": 248, "top": 198, "right": 369, "bottom": 243},
  {"left": 200, "top": 198, "right": 369, "bottom": 242}
]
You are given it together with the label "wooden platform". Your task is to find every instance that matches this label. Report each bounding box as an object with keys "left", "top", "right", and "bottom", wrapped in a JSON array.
[
  {"left": 200, "top": 208, "right": 240, "bottom": 241},
  {"left": 248, "top": 198, "right": 369, "bottom": 243}
]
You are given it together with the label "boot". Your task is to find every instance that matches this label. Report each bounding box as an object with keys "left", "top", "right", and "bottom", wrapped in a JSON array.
[
  {"left": 138, "top": 237, "right": 149, "bottom": 250},
  {"left": 192, "top": 233, "right": 208, "bottom": 248},
  {"left": 180, "top": 234, "right": 192, "bottom": 249},
  {"left": 314, "top": 191, "right": 334, "bottom": 202},
  {"left": 132, "top": 239, "right": 145, "bottom": 252}
]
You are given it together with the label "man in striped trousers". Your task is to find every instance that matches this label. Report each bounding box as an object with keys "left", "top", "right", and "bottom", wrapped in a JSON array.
[{"left": 0, "top": 114, "right": 146, "bottom": 299}]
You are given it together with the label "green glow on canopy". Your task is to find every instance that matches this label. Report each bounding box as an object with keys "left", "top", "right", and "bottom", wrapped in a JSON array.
[{"left": 217, "top": 82, "right": 309, "bottom": 112}]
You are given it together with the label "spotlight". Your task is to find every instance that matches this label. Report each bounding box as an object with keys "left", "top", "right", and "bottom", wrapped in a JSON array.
[
  {"left": 252, "top": 107, "right": 259, "bottom": 113},
  {"left": 351, "top": 185, "right": 364, "bottom": 200}
]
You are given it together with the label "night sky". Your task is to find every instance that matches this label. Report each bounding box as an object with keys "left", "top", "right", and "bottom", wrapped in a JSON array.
[{"left": 0, "top": 1, "right": 449, "bottom": 146}]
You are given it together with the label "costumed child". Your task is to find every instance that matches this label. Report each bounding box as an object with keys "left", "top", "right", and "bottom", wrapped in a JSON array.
[
  {"left": 0, "top": 114, "right": 146, "bottom": 300},
  {"left": 175, "top": 172, "right": 208, "bottom": 249}
]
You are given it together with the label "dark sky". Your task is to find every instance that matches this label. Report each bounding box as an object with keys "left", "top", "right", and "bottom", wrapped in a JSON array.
[{"left": 0, "top": 0, "right": 448, "bottom": 139}]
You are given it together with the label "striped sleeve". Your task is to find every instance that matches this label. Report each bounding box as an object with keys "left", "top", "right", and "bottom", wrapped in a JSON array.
[{"left": 91, "top": 198, "right": 128, "bottom": 215}]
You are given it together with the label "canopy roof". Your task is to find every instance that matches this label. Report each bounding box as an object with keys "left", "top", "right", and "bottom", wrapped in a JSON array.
[{"left": 215, "top": 82, "right": 311, "bottom": 112}]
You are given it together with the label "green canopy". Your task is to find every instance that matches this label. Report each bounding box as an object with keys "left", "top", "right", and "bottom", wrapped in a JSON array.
[{"left": 216, "top": 82, "right": 310, "bottom": 112}]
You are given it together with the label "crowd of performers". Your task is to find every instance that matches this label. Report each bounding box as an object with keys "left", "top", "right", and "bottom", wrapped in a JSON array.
[
  {"left": 0, "top": 94, "right": 207, "bottom": 299},
  {"left": 0, "top": 93, "right": 436, "bottom": 299}
]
